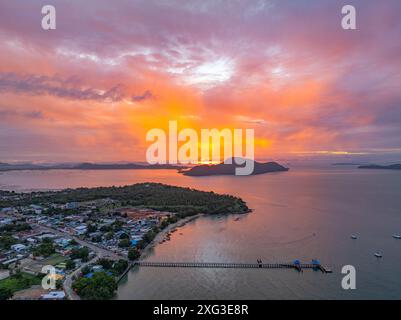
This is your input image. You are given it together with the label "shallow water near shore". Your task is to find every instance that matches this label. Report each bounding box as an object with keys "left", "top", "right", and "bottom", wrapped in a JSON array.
[{"left": 1, "top": 166, "right": 401, "bottom": 299}]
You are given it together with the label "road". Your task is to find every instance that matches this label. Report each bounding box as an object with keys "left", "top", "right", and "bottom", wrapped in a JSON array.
[
  {"left": 4, "top": 212, "right": 127, "bottom": 300},
  {"left": 37, "top": 224, "right": 126, "bottom": 300}
]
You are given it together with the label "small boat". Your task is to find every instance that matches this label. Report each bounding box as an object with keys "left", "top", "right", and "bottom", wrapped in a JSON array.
[
  {"left": 351, "top": 235, "right": 357, "bottom": 240},
  {"left": 392, "top": 235, "right": 401, "bottom": 239},
  {"left": 374, "top": 252, "right": 383, "bottom": 258}
]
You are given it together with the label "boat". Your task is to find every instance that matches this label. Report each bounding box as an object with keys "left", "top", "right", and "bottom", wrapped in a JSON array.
[
  {"left": 351, "top": 235, "right": 357, "bottom": 239},
  {"left": 374, "top": 252, "right": 383, "bottom": 258},
  {"left": 392, "top": 235, "right": 401, "bottom": 239}
]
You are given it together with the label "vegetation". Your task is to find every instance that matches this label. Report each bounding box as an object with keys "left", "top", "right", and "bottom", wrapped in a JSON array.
[
  {"left": 128, "top": 248, "right": 140, "bottom": 261},
  {"left": 112, "top": 260, "right": 128, "bottom": 275},
  {"left": 0, "top": 222, "right": 32, "bottom": 233},
  {"left": 118, "top": 238, "right": 130, "bottom": 248},
  {"left": 32, "top": 239, "right": 55, "bottom": 257},
  {"left": 70, "top": 247, "right": 90, "bottom": 261},
  {"left": 0, "top": 287, "right": 13, "bottom": 300},
  {"left": 0, "top": 272, "right": 41, "bottom": 296},
  {"left": 0, "top": 235, "right": 17, "bottom": 250},
  {"left": 0, "top": 183, "right": 249, "bottom": 216},
  {"left": 72, "top": 272, "right": 117, "bottom": 300},
  {"left": 66, "top": 260, "right": 76, "bottom": 270}
]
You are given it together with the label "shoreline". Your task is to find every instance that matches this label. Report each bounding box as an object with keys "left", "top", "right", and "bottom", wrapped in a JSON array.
[
  {"left": 116, "top": 210, "right": 250, "bottom": 290},
  {"left": 139, "top": 213, "right": 204, "bottom": 259}
]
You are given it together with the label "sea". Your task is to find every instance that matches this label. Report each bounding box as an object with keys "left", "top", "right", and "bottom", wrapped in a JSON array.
[{"left": 1, "top": 165, "right": 400, "bottom": 299}]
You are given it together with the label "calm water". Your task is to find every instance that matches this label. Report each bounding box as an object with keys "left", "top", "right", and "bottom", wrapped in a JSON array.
[{"left": 1, "top": 167, "right": 401, "bottom": 299}]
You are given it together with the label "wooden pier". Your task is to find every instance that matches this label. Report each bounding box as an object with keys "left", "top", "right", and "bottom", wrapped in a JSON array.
[{"left": 133, "top": 261, "right": 332, "bottom": 273}]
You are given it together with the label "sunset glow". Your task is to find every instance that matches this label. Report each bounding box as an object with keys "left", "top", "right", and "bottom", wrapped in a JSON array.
[{"left": 1, "top": 0, "right": 401, "bottom": 163}]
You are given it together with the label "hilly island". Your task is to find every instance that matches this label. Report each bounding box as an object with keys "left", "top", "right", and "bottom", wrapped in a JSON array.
[{"left": 181, "top": 159, "right": 289, "bottom": 176}]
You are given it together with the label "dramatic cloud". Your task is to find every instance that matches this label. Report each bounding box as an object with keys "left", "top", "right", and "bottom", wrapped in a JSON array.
[
  {"left": 0, "top": 0, "right": 400, "bottom": 162},
  {"left": 0, "top": 72, "right": 154, "bottom": 103}
]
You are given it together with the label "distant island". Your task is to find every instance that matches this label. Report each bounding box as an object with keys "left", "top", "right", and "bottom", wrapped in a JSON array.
[
  {"left": 181, "top": 159, "right": 289, "bottom": 176},
  {"left": 358, "top": 164, "right": 401, "bottom": 170},
  {"left": 332, "top": 162, "right": 362, "bottom": 166},
  {"left": 0, "top": 162, "right": 185, "bottom": 172}
]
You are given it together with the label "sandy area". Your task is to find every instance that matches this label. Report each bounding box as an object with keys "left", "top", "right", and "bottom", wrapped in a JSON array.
[{"left": 12, "top": 285, "right": 48, "bottom": 300}]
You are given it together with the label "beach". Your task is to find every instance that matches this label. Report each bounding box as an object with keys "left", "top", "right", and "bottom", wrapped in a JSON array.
[{"left": 139, "top": 213, "right": 204, "bottom": 259}]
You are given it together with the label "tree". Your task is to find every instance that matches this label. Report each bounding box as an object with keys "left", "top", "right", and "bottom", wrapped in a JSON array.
[
  {"left": 0, "top": 287, "right": 13, "bottom": 300},
  {"left": 118, "top": 239, "right": 130, "bottom": 248},
  {"left": 70, "top": 247, "right": 90, "bottom": 261},
  {"left": 66, "top": 260, "right": 76, "bottom": 270},
  {"left": 119, "top": 233, "right": 129, "bottom": 240},
  {"left": 97, "top": 258, "right": 113, "bottom": 270},
  {"left": 104, "top": 232, "right": 114, "bottom": 240},
  {"left": 72, "top": 272, "right": 117, "bottom": 300},
  {"left": 113, "top": 259, "right": 128, "bottom": 274},
  {"left": 0, "top": 235, "right": 17, "bottom": 250},
  {"left": 87, "top": 224, "right": 97, "bottom": 233},
  {"left": 33, "top": 241, "right": 55, "bottom": 257},
  {"left": 81, "top": 265, "right": 91, "bottom": 275},
  {"left": 128, "top": 248, "right": 140, "bottom": 261}
]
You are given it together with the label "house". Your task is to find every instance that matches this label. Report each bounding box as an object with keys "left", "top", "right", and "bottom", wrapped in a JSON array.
[
  {"left": 54, "top": 238, "right": 71, "bottom": 248},
  {"left": 1, "top": 208, "right": 17, "bottom": 214},
  {"left": 65, "top": 202, "right": 78, "bottom": 210},
  {"left": 40, "top": 291, "right": 66, "bottom": 300},
  {"left": 11, "top": 244, "right": 27, "bottom": 252},
  {"left": 0, "top": 217, "right": 14, "bottom": 225},
  {"left": 30, "top": 205, "right": 43, "bottom": 214},
  {"left": 74, "top": 225, "right": 87, "bottom": 235},
  {"left": 36, "top": 233, "right": 57, "bottom": 241},
  {"left": 92, "top": 265, "right": 103, "bottom": 273},
  {"left": 26, "top": 238, "right": 37, "bottom": 245}
]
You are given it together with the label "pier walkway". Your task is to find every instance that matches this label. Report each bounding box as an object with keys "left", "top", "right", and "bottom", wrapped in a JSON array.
[{"left": 133, "top": 261, "right": 332, "bottom": 273}]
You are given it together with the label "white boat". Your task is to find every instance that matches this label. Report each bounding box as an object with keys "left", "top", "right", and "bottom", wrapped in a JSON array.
[
  {"left": 374, "top": 252, "right": 383, "bottom": 258},
  {"left": 392, "top": 235, "right": 401, "bottom": 239},
  {"left": 351, "top": 235, "right": 357, "bottom": 239}
]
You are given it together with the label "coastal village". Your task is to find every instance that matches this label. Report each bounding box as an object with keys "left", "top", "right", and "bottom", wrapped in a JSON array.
[{"left": 0, "top": 192, "right": 177, "bottom": 300}]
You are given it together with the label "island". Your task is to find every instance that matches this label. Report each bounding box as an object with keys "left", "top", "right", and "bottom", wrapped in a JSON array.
[
  {"left": 0, "top": 183, "right": 249, "bottom": 300},
  {"left": 181, "top": 159, "right": 289, "bottom": 176},
  {"left": 358, "top": 164, "right": 401, "bottom": 170},
  {"left": 0, "top": 162, "right": 185, "bottom": 172}
]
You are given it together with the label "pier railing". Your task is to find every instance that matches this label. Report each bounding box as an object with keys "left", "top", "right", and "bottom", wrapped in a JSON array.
[{"left": 132, "top": 261, "right": 332, "bottom": 273}]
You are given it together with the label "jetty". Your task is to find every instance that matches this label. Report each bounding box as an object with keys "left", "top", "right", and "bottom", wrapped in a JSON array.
[{"left": 132, "top": 261, "right": 332, "bottom": 273}]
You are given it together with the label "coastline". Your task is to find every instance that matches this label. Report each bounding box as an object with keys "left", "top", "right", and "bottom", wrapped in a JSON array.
[{"left": 139, "top": 213, "right": 204, "bottom": 259}]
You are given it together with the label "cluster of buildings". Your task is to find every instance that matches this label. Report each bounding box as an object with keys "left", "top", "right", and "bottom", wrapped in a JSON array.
[{"left": 1, "top": 196, "right": 175, "bottom": 299}]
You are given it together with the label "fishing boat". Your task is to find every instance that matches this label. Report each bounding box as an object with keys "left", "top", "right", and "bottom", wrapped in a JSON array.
[
  {"left": 351, "top": 235, "right": 357, "bottom": 239},
  {"left": 374, "top": 252, "right": 383, "bottom": 258},
  {"left": 392, "top": 234, "right": 401, "bottom": 239}
]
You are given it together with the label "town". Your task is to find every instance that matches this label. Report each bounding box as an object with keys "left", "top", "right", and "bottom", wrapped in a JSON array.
[
  {"left": 0, "top": 183, "right": 249, "bottom": 300},
  {"left": 0, "top": 192, "right": 177, "bottom": 300}
]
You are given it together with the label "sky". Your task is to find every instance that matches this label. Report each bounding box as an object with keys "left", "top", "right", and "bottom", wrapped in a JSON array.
[{"left": 0, "top": 0, "right": 400, "bottom": 163}]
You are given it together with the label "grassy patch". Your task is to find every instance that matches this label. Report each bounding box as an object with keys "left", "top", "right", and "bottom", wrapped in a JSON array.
[
  {"left": 0, "top": 272, "right": 42, "bottom": 294},
  {"left": 41, "top": 254, "right": 68, "bottom": 266}
]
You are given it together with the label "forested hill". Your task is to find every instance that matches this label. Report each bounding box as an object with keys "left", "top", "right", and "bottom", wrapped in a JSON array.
[{"left": 0, "top": 183, "right": 250, "bottom": 217}]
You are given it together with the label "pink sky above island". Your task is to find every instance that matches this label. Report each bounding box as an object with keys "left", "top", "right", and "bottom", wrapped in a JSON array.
[{"left": 0, "top": 0, "right": 401, "bottom": 163}]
